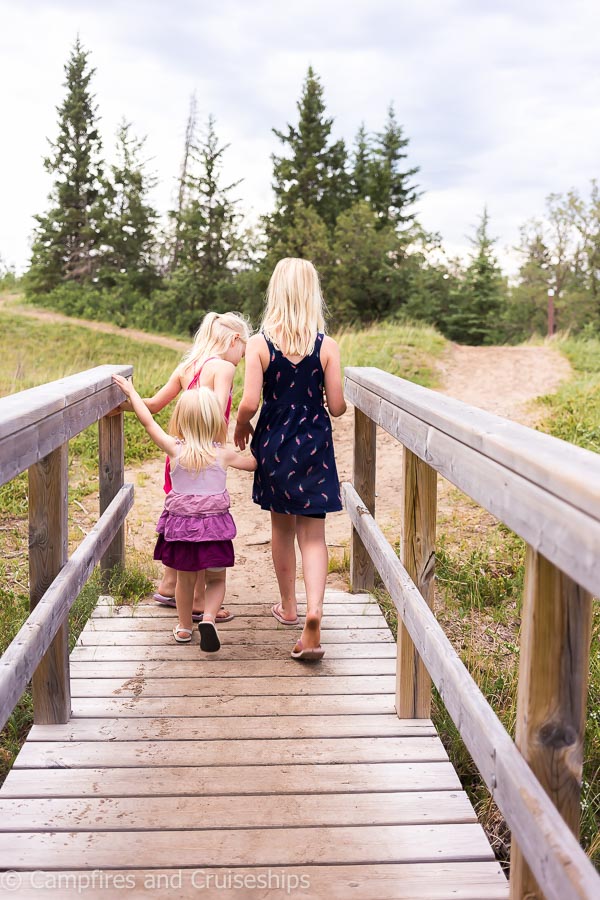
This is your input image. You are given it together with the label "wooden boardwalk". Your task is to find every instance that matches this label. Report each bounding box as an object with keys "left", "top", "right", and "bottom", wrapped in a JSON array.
[{"left": 0, "top": 590, "right": 508, "bottom": 899}]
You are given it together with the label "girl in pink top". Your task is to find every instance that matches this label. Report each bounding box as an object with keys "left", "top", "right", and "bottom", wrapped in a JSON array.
[
  {"left": 115, "top": 312, "right": 251, "bottom": 623},
  {"left": 113, "top": 375, "right": 256, "bottom": 651}
]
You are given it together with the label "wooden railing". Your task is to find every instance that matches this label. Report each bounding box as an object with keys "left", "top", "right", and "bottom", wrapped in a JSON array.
[
  {"left": 0, "top": 366, "right": 134, "bottom": 731},
  {"left": 343, "top": 366, "right": 599, "bottom": 900}
]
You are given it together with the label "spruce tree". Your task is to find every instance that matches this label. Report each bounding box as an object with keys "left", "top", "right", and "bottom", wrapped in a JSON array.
[
  {"left": 351, "top": 124, "right": 372, "bottom": 201},
  {"left": 166, "top": 115, "right": 243, "bottom": 333},
  {"left": 28, "top": 38, "right": 105, "bottom": 294},
  {"left": 101, "top": 120, "right": 159, "bottom": 297},
  {"left": 446, "top": 208, "right": 506, "bottom": 344},
  {"left": 269, "top": 66, "right": 350, "bottom": 242},
  {"left": 369, "top": 105, "right": 419, "bottom": 229}
]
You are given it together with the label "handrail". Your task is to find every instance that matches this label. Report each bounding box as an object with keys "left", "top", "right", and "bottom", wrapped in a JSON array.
[
  {"left": 0, "top": 366, "right": 134, "bottom": 728},
  {"left": 343, "top": 366, "right": 598, "bottom": 900}
]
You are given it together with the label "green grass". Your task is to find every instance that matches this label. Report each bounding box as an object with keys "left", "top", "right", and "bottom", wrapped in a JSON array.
[{"left": 336, "top": 320, "right": 446, "bottom": 388}]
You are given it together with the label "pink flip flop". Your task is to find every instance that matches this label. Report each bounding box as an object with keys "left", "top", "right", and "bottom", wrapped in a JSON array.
[
  {"left": 271, "top": 603, "right": 299, "bottom": 626},
  {"left": 291, "top": 639, "right": 324, "bottom": 661},
  {"left": 154, "top": 593, "right": 176, "bottom": 608}
]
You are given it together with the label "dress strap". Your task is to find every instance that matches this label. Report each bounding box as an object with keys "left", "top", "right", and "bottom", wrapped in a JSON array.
[{"left": 187, "top": 356, "right": 219, "bottom": 389}]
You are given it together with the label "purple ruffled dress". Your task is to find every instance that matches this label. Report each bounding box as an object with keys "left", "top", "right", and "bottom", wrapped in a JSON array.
[{"left": 154, "top": 444, "right": 236, "bottom": 571}]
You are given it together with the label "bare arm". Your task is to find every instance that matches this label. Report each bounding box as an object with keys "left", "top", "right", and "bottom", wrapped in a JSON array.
[
  {"left": 112, "top": 374, "right": 178, "bottom": 457},
  {"left": 234, "top": 335, "right": 267, "bottom": 449},
  {"left": 112, "top": 368, "right": 182, "bottom": 415},
  {"left": 321, "top": 336, "right": 347, "bottom": 417},
  {"left": 220, "top": 446, "right": 257, "bottom": 472},
  {"left": 206, "top": 359, "right": 236, "bottom": 416}
]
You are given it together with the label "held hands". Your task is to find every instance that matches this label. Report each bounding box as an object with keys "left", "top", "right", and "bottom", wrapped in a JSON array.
[{"left": 234, "top": 420, "right": 254, "bottom": 451}]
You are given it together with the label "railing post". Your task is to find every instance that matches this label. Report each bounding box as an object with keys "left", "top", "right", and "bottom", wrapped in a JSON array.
[
  {"left": 510, "top": 546, "right": 593, "bottom": 898},
  {"left": 99, "top": 411, "right": 125, "bottom": 580},
  {"left": 397, "top": 447, "right": 437, "bottom": 718},
  {"left": 350, "top": 407, "right": 376, "bottom": 592},
  {"left": 28, "top": 444, "right": 70, "bottom": 724}
]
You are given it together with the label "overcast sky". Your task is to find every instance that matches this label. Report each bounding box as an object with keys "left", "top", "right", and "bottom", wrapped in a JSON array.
[{"left": 1, "top": 0, "right": 599, "bottom": 275}]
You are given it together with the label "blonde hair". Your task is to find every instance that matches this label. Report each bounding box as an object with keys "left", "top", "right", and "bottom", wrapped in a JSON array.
[
  {"left": 168, "top": 387, "right": 227, "bottom": 474},
  {"left": 179, "top": 311, "right": 251, "bottom": 375},
  {"left": 261, "top": 258, "right": 326, "bottom": 357}
]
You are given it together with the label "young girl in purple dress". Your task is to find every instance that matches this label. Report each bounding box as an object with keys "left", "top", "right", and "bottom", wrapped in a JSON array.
[
  {"left": 234, "top": 258, "right": 346, "bottom": 661},
  {"left": 113, "top": 374, "right": 256, "bottom": 652}
]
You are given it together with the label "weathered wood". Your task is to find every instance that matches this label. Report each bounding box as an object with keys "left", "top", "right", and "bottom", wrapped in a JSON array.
[
  {"left": 70, "top": 694, "right": 397, "bottom": 718},
  {"left": 74, "top": 627, "right": 395, "bottom": 645},
  {"left": 0, "top": 790, "right": 477, "bottom": 831},
  {"left": 0, "top": 365, "right": 132, "bottom": 486},
  {"left": 0, "top": 823, "right": 495, "bottom": 870},
  {"left": 343, "top": 482, "right": 599, "bottom": 900},
  {"left": 29, "top": 714, "right": 435, "bottom": 742},
  {"left": 70, "top": 641, "right": 398, "bottom": 661},
  {"left": 67, "top": 674, "right": 397, "bottom": 697},
  {"left": 397, "top": 448, "right": 437, "bottom": 719},
  {"left": 69, "top": 657, "right": 397, "bottom": 677},
  {"left": 510, "top": 548, "right": 594, "bottom": 899},
  {"left": 98, "top": 412, "right": 125, "bottom": 576},
  {"left": 84, "top": 614, "right": 387, "bottom": 631},
  {"left": 28, "top": 445, "right": 70, "bottom": 724},
  {"left": 9, "top": 863, "right": 509, "bottom": 900},
  {"left": 14, "top": 736, "right": 447, "bottom": 769},
  {"left": 93, "top": 600, "right": 384, "bottom": 616},
  {"left": 351, "top": 406, "right": 377, "bottom": 591},
  {"left": 345, "top": 367, "right": 600, "bottom": 519},
  {"left": 0, "top": 485, "right": 134, "bottom": 734},
  {"left": 1, "top": 760, "right": 462, "bottom": 798},
  {"left": 345, "top": 376, "right": 600, "bottom": 598}
]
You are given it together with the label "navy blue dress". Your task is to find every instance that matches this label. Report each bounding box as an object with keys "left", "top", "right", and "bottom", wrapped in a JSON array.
[{"left": 251, "top": 333, "right": 342, "bottom": 515}]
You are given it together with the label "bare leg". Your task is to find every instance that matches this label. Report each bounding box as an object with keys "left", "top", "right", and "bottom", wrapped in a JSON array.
[
  {"left": 203, "top": 569, "right": 227, "bottom": 621},
  {"left": 157, "top": 565, "right": 177, "bottom": 597},
  {"left": 174, "top": 570, "right": 196, "bottom": 638},
  {"left": 294, "top": 516, "right": 328, "bottom": 650},
  {"left": 270, "top": 511, "right": 298, "bottom": 621}
]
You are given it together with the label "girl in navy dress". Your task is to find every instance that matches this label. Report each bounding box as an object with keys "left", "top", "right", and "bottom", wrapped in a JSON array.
[{"left": 234, "top": 258, "right": 346, "bottom": 661}]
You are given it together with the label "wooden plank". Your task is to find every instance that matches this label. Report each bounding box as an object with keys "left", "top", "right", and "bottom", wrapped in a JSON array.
[
  {"left": 1, "top": 761, "right": 462, "bottom": 797},
  {"left": 69, "top": 694, "right": 397, "bottom": 718},
  {"left": 0, "top": 366, "right": 132, "bottom": 486},
  {"left": 28, "top": 444, "right": 70, "bottom": 725},
  {"left": 84, "top": 614, "right": 387, "bottom": 631},
  {"left": 345, "top": 377, "right": 600, "bottom": 598},
  {"left": 0, "top": 789, "right": 475, "bottom": 831},
  {"left": 92, "top": 601, "right": 385, "bottom": 616},
  {"left": 343, "top": 482, "right": 600, "bottom": 900},
  {"left": 13, "top": 736, "right": 448, "bottom": 768},
  {"left": 345, "top": 366, "right": 600, "bottom": 520},
  {"left": 98, "top": 412, "right": 125, "bottom": 575},
  {"left": 69, "top": 658, "right": 397, "bottom": 677},
  {"left": 28, "top": 715, "right": 437, "bottom": 742},
  {"left": 0, "top": 485, "right": 134, "bottom": 733},
  {"left": 70, "top": 642, "right": 398, "bottom": 661},
  {"left": 68, "top": 675, "right": 396, "bottom": 698},
  {"left": 351, "top": 406, "right": 376, "bottom": 590},
  {"left": 398, "top": 447, "right": 436, "bottom": 718},
  {"left": 0, "top": 823, "right": 495, "bottom": 869},
  {"left": 74, "top": 627, "right": 394, "bottom": 645},
  {"left": 511, "top": 548, "right": 593, "bottom": 899},
  {"left": 7, "top": 863, "right": 509, "bottom": 900}
]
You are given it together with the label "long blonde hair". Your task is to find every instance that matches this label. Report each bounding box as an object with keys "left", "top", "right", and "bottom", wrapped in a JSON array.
[
  {"left": 261, "top": 258, "right": 326, "bottom": 357},
  {"left": 168, "top": 387, "right": 227, "bottom": 474},
  {"left": 178, "top": 311, "right": 251, "bottom": 375}
]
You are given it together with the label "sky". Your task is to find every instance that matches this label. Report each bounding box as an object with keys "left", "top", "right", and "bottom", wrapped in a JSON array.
[{"left": 1, "top": 0, "right": 599, "bottom": 276}]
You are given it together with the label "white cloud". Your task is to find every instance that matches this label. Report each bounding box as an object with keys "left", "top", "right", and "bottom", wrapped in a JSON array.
[{"left": 1, "top": 0, "right": 599, "bottom": 275}]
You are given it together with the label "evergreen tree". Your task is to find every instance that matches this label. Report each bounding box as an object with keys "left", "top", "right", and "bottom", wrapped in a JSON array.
[
  {"left": 446, "top": 208, "right": 506, "bottom": 344},
  {"left": 165, "top": 115, "right": 243, "bottom": 333},
  {"left": 169, "top": 93, "right": 197, "bottom": 272},
  {"left": 328, "top": 200, "right": 406, "bottom": 324},
  {"left": 369, "top": 105, "right": 420, "bottom": 229},
  {"left": 501, "top": 224, "right": 552, "bottom": 340},
  {"left": 28, "top": 38, "right": 105, "bottom": 294},
  {"left": 269, "top": 66, "right": 351, "bottom": 242},
  {"left": 101, "top": 120, "right": 159, "bottom": 297},
  {"left": 351, "top": 124, "right": 372, "bottom": 201}
]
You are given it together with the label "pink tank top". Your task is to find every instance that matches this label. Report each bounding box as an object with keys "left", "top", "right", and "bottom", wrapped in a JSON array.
[
  {"left": 170, "top": 447, "right": 227, "bottom": 495},
  {"left": 163, "top": 357, "right": 233, "bottom": 493}
]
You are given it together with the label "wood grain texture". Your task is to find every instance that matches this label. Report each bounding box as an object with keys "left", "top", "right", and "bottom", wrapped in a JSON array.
[{"left": 351, "top": 406, "right": 377, "bottom": 591}]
